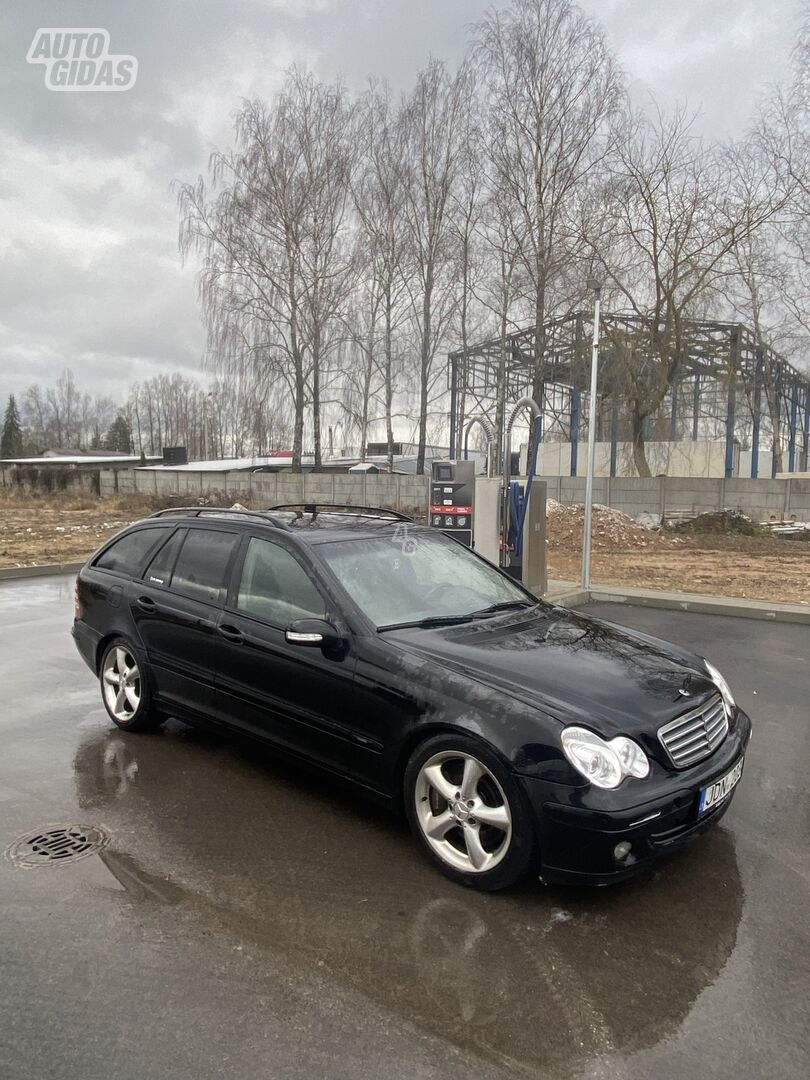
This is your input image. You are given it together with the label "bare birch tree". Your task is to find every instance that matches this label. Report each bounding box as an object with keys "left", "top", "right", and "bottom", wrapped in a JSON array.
[
  {"left": 179, "top": 71, "right": 356, "bottom": 470},
  {"left": 473, "top": 0, "right": 623, "bottom": 411},
  {"left": 400, "top": 59, "right": 473, "bottom": 473},
  {"left": 350, "top": 82, "right": 411, "bottom": 467}
]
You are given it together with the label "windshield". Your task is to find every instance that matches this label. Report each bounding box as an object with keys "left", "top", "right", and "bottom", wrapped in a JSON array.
[{"left": 319, "top": 530, "right": 533, "bottom": 628}]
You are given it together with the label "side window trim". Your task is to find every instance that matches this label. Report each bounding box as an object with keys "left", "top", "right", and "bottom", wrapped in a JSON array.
[
  {"left": 224, "top": 532, "right": 251, "bottom": 610},
  {"left": 141, "top": 527, "right": 187, "bottom": 590}
]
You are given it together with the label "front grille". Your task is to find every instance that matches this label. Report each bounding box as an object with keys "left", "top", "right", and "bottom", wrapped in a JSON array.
[{"left": 658, "top": 694, "right": 728, "bottom": 769}]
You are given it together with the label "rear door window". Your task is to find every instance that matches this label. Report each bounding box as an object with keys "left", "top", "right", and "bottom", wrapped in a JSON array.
[
  {"left": 94, "top": 527, "right": 168, "bottom": 577},
  {"left": 142, "top": 528, "right": 186, "bottom": 588},
  {"left": 170, "top": 528, "right": 240, "bottom": 605}
]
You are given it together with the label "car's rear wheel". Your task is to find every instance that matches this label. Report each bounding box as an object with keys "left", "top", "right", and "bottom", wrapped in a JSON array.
[
  {"left": 99, "top": 639, "right": 162, "bottom": 733},
  {"left": 404, "top": 734, "right": 536, "bottom": 891}
]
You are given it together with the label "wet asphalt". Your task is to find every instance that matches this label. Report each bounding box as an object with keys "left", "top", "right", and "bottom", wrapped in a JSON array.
[{"left": 0, "top": 575, "right": 808, "bottom": 1080}]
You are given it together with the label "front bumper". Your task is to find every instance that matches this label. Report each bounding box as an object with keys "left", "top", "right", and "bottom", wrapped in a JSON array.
[{"left": 520, "top": 709, "right": 752, "bottom": 885}]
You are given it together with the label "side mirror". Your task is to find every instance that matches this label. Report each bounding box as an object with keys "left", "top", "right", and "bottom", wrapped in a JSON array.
[{"left": 285, "top": 618, "right": 341, "bottom": 647}]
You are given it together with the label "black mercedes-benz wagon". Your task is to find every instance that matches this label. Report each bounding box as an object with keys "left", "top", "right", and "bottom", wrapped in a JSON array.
[{"left": 72, "top": 504, "right": 751, "bottom": 890}]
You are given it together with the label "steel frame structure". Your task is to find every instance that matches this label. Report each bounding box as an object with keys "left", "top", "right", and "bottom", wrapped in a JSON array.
[{"left": 448, "top": 312, "right": 810, "bottom": 478}]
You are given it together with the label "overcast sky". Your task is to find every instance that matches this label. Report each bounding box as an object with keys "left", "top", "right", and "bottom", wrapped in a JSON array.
[{"left": 0, "top": 0, "right": 803, "bottom": 409}]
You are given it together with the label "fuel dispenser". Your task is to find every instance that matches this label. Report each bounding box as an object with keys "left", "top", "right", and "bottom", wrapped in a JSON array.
[
  {"left": 452, "top": 398, "right": 548, "bottom": 596},
  {"left": 429, "top": 459, "right": 475, "bottom": 548}
]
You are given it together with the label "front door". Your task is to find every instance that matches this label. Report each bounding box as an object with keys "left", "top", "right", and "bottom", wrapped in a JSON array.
[{"left": 212, "top": 535, "right": 369, "bottom": 779}]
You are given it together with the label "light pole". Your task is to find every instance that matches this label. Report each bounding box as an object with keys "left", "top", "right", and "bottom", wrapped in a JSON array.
[
  {"left": 581, "top": 277, "right": 602, "bottom": 589},
  {"left": 202, "top": 390, "right": 213, "bottom": 461}
]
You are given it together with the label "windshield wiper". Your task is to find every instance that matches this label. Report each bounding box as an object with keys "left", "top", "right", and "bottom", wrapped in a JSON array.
[
  {"left": 378, "top": 601, "right": 534, "bottom": 632},
  {"left": 378, "top": 613, "right": 477, "bottom": 631},
  {"left": 469, "top": 600, "right": 534, "bottom": 618}
]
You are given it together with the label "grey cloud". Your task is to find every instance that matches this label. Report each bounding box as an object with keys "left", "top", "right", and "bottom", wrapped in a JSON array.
[{"left": 0, "top": 0, "right": 803, "bottom": 407}]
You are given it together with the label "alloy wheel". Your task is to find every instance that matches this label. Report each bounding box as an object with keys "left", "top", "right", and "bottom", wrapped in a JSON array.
[
  {"left": 414, "top": 751, "right": 512, "bottom": 874},
  {"left": 102, "top": 646, "right": 141, "bottom": 723}
]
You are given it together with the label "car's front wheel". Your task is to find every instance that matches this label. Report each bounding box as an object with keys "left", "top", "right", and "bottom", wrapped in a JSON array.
[
  {"left": 99, "top": 638, "right": 162, "bottom": 733},
  {"left": 404, "top": 734, "right": 536, "bottom": 891}
]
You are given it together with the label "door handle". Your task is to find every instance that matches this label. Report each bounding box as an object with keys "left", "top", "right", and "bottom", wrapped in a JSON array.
[
  {"left": 136, "top": 595, "right": 156, "bottom": 612},
  {"left": 218, "top": 623, "right": 245, "bottom": 644}
]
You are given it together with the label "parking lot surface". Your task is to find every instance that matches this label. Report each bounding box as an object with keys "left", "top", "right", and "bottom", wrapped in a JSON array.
[{"left": 1, "top": 576, "right": 808, "bottom": 1080}]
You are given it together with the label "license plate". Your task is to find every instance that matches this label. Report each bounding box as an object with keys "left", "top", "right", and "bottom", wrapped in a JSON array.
[{"left": 698, "top": 756, "right": 744, "bottom": 815}]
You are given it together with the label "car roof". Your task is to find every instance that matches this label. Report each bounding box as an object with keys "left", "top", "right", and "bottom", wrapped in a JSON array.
[{"left": 139, "top": 506, "right": 423, "bottom": 545}]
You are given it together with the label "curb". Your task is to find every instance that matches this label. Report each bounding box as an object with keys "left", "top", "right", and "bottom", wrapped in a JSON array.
[
  {"left": 542, "top": 580, "right": 810, "bottom": 625},
  {"left": 587, "top": 585, "right": 810, "bottom": 625},
  {"left": 544, "top": 587, "right": 591, "bottom": 607},
  {"left": 0, "top": 562, "right": 84, "bottom": 581}
]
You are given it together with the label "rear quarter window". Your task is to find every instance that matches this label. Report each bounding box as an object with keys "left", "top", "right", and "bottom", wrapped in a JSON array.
[{"left": 94, "top": 527, "right": 168, "bottom": 577}]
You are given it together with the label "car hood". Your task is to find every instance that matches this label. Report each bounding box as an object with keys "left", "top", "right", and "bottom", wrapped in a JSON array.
[{"left": 385, "top": 605, "right": 717, "bottom": 738}]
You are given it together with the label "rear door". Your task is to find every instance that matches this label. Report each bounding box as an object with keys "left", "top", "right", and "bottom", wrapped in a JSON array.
[
  {"left": 131, "top": 525, "right": 240, "bottom": 718},
  {"left": 212, "top": 534, "right": 370, "bottom": 778}
]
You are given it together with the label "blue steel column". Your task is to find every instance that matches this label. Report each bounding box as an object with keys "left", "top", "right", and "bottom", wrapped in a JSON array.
[
  {"left": 570, "top": 387, "right": 581, "bottom": 476},
  {"left": 751, "top": 349, "right": 763, "bottom": 479},
  {"left": 788, "top": 383, "right": 798, "bottom": 473},
  {"left": 803, "top": 385, "right": 810, "bottom": 471},
  {"left": 610, "top": 399, "right": 619, "bottom": 477},
  {"left": 725, "top": 327, "right": 740, "bottom": 479},
  {"left": 692, "top": 375, "right": 701, "bottom": 440}
]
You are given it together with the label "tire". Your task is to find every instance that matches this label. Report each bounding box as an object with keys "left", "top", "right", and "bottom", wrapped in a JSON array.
[
  {"left": 99, "top": 637, "right": 163, "bottom": 733},
  {"left": 404, "top": 733, "right": 536, "bottom": 891}
]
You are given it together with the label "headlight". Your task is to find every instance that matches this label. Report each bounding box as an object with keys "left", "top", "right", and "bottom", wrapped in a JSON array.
[
  {"left": 704, "top": 659, "right": 736, "bottom": 717},
  {"left": 560, "top": 726, "right": 650, "bottom": 789}
]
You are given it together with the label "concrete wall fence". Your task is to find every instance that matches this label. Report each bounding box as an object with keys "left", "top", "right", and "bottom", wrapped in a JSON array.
[
  {"left": 100, "top": 467, "right": 810, "bottom": 523},
  {"left": 101, "top": 468, "right": 432, "bottom": 521},
  {"left": 540, "top": 475, "right": 810, "bottom": 521}
]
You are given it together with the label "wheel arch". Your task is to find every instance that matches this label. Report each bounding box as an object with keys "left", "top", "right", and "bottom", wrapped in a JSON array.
[
  {"left": 95, "top": 632, "right": 143, "bottom": 675},
  {"left": 95, "top": 633, "right": 121, "bottom": 674},
  {"left": 393, "top": 722, "right": 512, "bottom": 807}
]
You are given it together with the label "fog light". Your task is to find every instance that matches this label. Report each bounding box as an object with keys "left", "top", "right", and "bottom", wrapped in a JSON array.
[{"left": 614, "top": 841, "right": 632, "bottom": 861}]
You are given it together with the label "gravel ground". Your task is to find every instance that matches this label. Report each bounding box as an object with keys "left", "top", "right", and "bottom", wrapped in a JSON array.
[{"left": 545, "top": 501, "right": 810, "bottom": 604}]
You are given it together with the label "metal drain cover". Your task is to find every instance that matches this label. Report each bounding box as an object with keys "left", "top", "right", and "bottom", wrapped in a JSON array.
[{"left": 5, "top": 824, "right": 110, "bottom": 868}]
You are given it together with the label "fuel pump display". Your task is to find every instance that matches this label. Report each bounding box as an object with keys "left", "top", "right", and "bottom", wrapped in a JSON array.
[{"left": 429, "top": 459, "right": 475, "bottom": 548}]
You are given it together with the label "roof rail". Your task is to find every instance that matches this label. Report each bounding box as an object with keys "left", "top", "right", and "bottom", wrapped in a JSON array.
[
  {"left": 269, "top": 502, "right": 413, "bottom": 523},
  {"left": 149, "top": 507, "right": 292, "bottom": 530}
]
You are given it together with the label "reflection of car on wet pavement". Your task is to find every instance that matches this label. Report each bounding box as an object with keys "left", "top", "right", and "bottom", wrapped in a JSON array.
[
  {"left": 72, "top": 504, "right": 752, "bottom": 890},
  {"left": 72, "top": 725, "right": 744, "bottom": 1076}
]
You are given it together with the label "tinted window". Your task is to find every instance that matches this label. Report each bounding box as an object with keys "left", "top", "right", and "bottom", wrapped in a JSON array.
[
  {"left": 237, "top": 537, "right": 326, "bottom": 624},
  {"left": 95, "top": 527, "right": 167, "bottom": 577},
  {"left": 142, "top": 528, "right": 186, "bottom": 587},
  {"left": 171, "top": 529, "right": 239, "bottom": 605}
]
